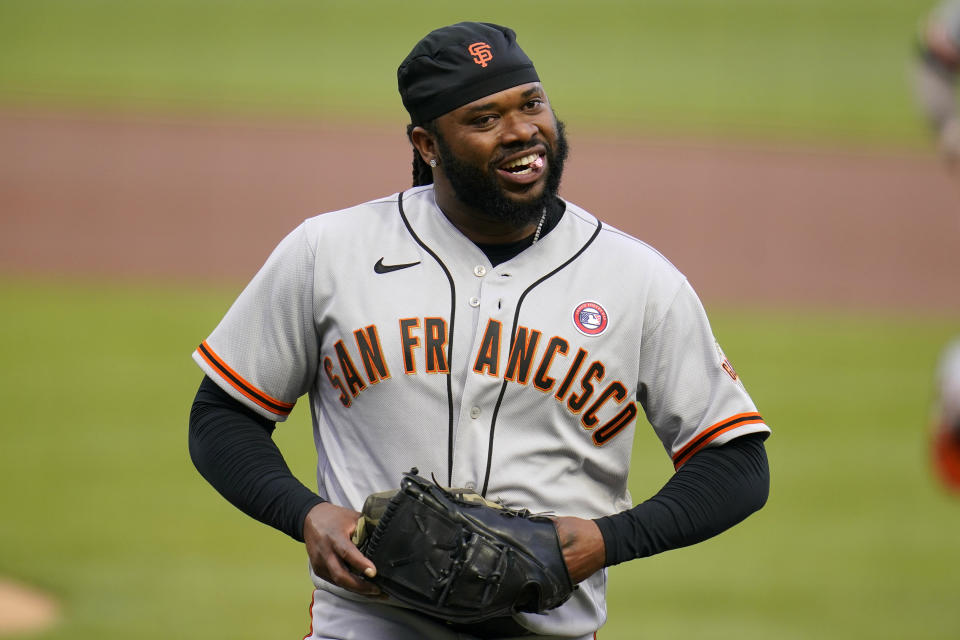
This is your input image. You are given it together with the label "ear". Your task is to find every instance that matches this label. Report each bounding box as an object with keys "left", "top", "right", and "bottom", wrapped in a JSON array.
[{"left": 409, "top": 126, "right": 438, "bottom": 166}]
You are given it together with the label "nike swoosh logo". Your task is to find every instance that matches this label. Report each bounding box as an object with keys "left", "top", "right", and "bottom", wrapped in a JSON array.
[{"left": 374, "top": 257, "right": 421, "bottom": 274}]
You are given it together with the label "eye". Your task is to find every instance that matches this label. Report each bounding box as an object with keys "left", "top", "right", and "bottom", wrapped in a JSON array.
[
  {"left": 524, "top": 98, "right": 545, "bottom": 111},
  {"left": 472, "top": 114, "right": 499, "bottom": 127}
]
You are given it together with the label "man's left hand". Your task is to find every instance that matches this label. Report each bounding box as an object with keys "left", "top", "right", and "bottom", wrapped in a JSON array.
[{"left": 552, "top": 516, "right": 606, "bottom": 584}]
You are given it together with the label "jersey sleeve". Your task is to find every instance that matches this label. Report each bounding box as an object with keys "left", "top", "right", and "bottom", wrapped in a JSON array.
[
  {"left": 192, "top": 222, "right": 318, "bottom": 421},
  {"left": 639, "top": 279, "right": 769, "bottom": 469}
]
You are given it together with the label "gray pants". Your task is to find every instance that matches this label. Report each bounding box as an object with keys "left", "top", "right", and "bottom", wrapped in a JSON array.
[{"left": 304, "top": 588, "right": 598, "bottom": 640}]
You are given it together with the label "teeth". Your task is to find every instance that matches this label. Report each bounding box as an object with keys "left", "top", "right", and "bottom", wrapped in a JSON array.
[{"left": 502, "top": 153, "right": 540, "bottom": 169}]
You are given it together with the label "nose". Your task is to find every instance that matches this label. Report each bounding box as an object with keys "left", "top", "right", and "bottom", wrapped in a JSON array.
[{"left": 500, "top": 113, "right": 538, "bottom": 146}]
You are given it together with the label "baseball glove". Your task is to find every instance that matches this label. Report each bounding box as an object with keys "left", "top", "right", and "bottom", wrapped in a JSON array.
[{"left": 352, "top": 468, "right": 574, "bottom": 624}]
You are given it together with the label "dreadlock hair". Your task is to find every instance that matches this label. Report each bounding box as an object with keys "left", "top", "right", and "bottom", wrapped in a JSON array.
[{"left": 406, "top": 120, "right": 438, "bottom": 187}]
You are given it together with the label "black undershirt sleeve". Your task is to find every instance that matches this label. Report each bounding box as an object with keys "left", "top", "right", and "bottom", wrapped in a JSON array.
[
  {"left": 594, "top": 432, "right": 770, "bottom": 567},
  {"left": 188, "top": 375, "right": 325, "bottom": 542}
]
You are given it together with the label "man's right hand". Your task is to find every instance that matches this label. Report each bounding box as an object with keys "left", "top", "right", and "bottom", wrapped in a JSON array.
[{"left": 303, "top": 502, "right": 382, "bottom": 597}]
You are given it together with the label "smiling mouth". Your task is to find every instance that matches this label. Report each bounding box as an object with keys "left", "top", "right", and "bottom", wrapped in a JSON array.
[{"left": 500, "top": 152, "right": 544, "bottom": 175}]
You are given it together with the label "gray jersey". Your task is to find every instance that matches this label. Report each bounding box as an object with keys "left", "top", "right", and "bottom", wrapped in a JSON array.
[
  {"left": 194, "top": 185, "right": 769, "bottom": 636},
  {"left": 933, "top": 0, "right": 960, "bottom": 48},
  {"left": 937, "top": 339, "right": 960, "bottom": 427}
]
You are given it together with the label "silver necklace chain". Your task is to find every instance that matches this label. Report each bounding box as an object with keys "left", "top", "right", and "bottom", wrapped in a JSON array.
[{"left": 532, "top": 208, "right": 547, "bottom": 245}]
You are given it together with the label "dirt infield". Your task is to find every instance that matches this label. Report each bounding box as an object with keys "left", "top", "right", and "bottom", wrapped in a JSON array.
[
  {"left": 1, "top": 108, "right": 958, "bottom": 311},
  {"left": 0, "top": 579, "right": 58, "bottom": 635}
]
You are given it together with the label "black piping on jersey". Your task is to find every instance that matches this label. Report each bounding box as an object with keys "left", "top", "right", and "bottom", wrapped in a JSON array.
[
  {"left": 480, "top": 220, "right": 604, "bottom": 497},
  {"left": 397, "top": 190, "right": 458, "bottom": 485}
]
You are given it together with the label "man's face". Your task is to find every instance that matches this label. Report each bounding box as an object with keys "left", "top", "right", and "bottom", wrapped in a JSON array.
[{"left": 431, "top": 83, "right": 569, "bottom": 228}]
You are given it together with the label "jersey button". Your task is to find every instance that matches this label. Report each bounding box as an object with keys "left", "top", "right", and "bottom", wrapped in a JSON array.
[
  {"left": 473, "top": 265, "right": 487, "bottom": 277},
  {"left": 469, "top": 296, "right": 480, "bottom": 307},
  {"left": 469, "top": 406, "right": 481, "bottom": 419}
]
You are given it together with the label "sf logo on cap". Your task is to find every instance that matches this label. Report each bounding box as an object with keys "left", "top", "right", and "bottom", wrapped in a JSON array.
[{"left": 468, "top": 42, "right": 493, "bottom": 67}]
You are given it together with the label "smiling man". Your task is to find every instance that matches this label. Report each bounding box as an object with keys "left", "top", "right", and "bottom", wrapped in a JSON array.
[
  {"left": 401, "top": 25, "right": 570, "bottom": 246},
  {"left": 413, "top": 84, "right": 566, "bottom": 230},
  {"left": 189, "top": 22, "right": 770, "bottom": 639}
]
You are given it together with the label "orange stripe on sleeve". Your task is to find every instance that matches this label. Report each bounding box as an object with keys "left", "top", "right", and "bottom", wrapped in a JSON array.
[
  {"left": 196, "top": 341, "right": 295, "bottom": 417},
  {"left": 672, "top": 412, "right": 765, "bottom": 469}
]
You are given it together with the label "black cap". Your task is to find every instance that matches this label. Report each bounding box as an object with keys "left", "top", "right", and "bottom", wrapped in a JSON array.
[{"left": 398, "top": 22, "right": 540, "bottom": 124}]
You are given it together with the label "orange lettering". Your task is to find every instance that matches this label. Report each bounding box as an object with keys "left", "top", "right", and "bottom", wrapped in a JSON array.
[{"left": 468, "top": 42, "right": 493, "bottom": 67}]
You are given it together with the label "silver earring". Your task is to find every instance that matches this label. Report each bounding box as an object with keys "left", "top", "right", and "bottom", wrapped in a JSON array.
[{"left": 429, "top": 158, "right": 438, "bottom": 168}]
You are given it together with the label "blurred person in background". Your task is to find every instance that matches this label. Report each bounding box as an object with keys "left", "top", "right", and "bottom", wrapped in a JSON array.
[
  {"left": 931, "top": 338, "right": 960, "bottom": 492},
  {"left": 913, "top": 1, "right": 960, "bottom": 168}
]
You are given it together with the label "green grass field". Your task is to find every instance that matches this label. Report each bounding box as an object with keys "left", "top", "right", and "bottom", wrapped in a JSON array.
[
  {"left": 1, "top": 278, "right": 958, "bottom": 639},
  {"left": 0, "top": 0, "right": 943, "bottom": 146}
]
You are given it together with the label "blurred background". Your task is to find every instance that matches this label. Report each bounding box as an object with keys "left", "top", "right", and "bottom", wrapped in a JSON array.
[{"left": 1, "top": 1, "right": 958, "bottom": 638}]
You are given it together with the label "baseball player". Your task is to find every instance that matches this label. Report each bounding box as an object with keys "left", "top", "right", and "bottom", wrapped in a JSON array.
[
  {"left": 189, "top": 22, "right": 771, "bottom": 639},
  {"left": 931, "top": 338, "right": 960, "bottom": 492},
  {"left": 913, "top": 1, "right": 960, "bottom": 165}
]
